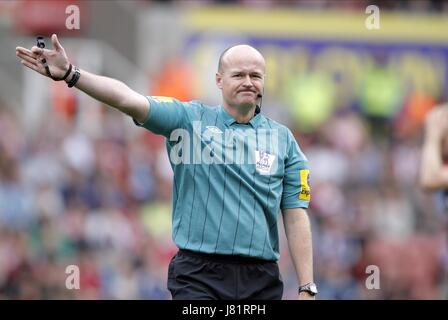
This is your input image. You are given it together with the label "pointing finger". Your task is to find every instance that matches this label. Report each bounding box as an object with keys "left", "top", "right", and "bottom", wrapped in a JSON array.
[
  {"left": 20, "top": 53, "right": 39, "bottom": 67},
  {"left": 16, "top": 47, "right": 37, "bottom": 59},
  {"left": 21, "top": 60, "right": 39, "bottom": 73}
]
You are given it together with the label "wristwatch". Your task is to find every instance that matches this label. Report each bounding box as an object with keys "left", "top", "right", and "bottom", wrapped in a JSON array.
[{"left": 298, "top": 282, "right": 318, "bottom": 296}]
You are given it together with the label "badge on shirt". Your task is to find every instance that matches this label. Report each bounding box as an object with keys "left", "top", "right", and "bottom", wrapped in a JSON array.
[
  {"left": 152, "top": 96, "right": 175, "bottom": 103},
  {"left": 255, "top": 150, "right": 276, "bottom": 174},
  {"left": 299, "top": 169, "right": 311, "bottom": 201}
]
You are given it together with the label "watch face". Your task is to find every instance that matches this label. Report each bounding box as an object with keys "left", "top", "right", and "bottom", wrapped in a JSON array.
[{"left": 299, "top": 283, "right": 318, "bottom": 296}]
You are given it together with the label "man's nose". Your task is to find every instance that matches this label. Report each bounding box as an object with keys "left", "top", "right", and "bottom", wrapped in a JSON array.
[{"left": 242, "top": 75, "right": 253, "bottom": 86}]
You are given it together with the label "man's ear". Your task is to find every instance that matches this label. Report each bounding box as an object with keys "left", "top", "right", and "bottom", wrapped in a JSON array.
[{"left": 216, "top": 72, "right": 223, "bottom": 89}]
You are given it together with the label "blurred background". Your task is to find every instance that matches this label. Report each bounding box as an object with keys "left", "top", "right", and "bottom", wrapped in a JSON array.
[{"left": 0, "top": 0, "right": 447, "bottom": 299}]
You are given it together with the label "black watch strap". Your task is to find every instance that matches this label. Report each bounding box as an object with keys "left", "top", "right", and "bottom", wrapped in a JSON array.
[{"left": 67, "top": 66, "right": 81, "bottom": 88}]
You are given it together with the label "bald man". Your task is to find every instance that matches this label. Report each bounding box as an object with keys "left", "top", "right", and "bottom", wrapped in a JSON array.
[{"left": 16, "top": 36, "right": 316, "bottom": 300}]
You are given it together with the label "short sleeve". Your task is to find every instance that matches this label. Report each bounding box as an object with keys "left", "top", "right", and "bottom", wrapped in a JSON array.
[
  {"left": 280, "top": 129, "right": 311, "bottom": 210},
  {"left": 134, "top": 96, "right": 188, "bottom": 138}
]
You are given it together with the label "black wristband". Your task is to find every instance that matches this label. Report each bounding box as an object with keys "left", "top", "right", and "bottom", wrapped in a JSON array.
[
  {"left": 42, "top": 60, "right": 72, "bottom": 81},
  {"left": 67, "top": 66, "right": 80, "bottom": 88},
  {"left": 60, "top": 64, "right": 72, "bottom": 81}
]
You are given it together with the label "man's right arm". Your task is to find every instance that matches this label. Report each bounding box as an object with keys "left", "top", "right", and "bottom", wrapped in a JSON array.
[
  {"left": 16, "top": 34, "right": 149, "bottom": 123},
  {"left": 68, "top": 68, "right": 149, "bottom": 123}
]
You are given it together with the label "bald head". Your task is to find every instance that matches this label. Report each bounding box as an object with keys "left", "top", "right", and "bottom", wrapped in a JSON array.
[
  {"left": 218, "top": 44, "right": 265, "bottom": 73},
  {"left": 215, "top": 44, "right": 265, "bottom": 115}
]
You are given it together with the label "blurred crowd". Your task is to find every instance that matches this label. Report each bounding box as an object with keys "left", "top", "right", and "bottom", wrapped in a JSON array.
[
  {"left": 1, "top": 0, "right": 448, "bottom": 301},
  {"left": 0, "top": 83, "right": 447, "bottom": 299},
  {"left": 0, "top": 102, "right": 178, "bottom": 299},
  {"left": 283, "top": 111, "right": 448, "bottom": 299}
]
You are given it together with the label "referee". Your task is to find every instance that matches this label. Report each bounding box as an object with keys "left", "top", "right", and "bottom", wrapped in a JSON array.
[{"left": 16, "top": 35, "right": 316, "bottom": 300}]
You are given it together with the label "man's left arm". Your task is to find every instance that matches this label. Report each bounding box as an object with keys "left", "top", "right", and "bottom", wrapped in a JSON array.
[
  {"left": 280, "top": 128, "right": 314, "bottom": 299},
  {"left": 282, "top": 207, "right": 315, "bottom": 300}
]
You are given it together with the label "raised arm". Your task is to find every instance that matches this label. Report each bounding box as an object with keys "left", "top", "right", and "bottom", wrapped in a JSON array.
[
  {"left": 420, "top": 104, "right": 448, "bottom": 191},
  {"left": 15, "top": 34, "right": 149, "bottom": 123}
]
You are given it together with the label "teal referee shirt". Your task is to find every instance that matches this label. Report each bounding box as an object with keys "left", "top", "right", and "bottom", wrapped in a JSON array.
[{"left": 135, "top": 96, "right": 310, "bottom": 261}]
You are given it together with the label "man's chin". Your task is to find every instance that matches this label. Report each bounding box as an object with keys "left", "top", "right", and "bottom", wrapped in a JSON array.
[{"left": 234, "top": 100, "right": 256, "bottom": 110}]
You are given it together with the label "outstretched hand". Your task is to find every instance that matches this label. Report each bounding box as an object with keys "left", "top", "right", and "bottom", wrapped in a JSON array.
[{"left": 16, "top": 34, "right": 70, "bottom": 79}]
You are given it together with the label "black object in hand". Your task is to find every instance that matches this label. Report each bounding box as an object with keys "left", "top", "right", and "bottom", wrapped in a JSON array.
[
  {"left": 35, "top": 35, "right": 57, "bottom": 80},
  {"left": 34, "top": 35, "right": 75, "bottom": 83},
  {"left": 36, "top": 36, "right": 45, "bottom": 49}
]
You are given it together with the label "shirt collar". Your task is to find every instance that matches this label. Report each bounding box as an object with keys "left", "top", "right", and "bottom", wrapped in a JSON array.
[{"left": 219, "top": 105, "right": 264, "bottom": 128}]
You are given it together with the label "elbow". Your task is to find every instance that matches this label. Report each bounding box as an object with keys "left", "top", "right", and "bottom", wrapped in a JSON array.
[{"left": 115, "top": 95, "right": 136, "bottom": 117}]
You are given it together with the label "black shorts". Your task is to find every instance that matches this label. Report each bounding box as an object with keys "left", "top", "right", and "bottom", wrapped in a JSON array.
[{"left": 167, "top": 249, "right": 283, "bottom": 300}]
